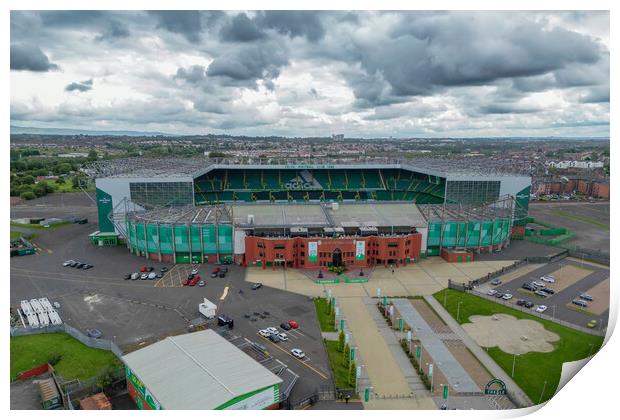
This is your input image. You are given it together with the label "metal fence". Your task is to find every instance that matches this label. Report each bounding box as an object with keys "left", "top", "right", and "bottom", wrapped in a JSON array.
[
  {"left": 468, "top": 290, "right": 606, "bottom": 336},
  {"left": 568, "top": 247, "right": 610, "bottom": 266}
]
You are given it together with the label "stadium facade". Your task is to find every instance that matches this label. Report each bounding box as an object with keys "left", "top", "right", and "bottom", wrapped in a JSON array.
[{"left": 88, "top": 158, "right": 531, "bottom": 267}]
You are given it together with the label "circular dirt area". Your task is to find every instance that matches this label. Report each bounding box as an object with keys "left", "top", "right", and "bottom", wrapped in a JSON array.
[{"left": 462, "top": 314, "right": 560, "bottom": 354}]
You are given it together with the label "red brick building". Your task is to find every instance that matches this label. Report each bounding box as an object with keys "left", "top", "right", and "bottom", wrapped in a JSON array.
[{"left": 243, "top": 233, "right": 422, "bottom": 269}]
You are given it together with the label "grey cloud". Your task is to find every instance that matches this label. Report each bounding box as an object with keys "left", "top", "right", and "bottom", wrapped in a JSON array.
[
  {"left": 10, "top": 43, "right": 59, "bottom": 72},
  {"left": 65, "top": 79, "right": 93, "bottom": 92},
  {"left": 256, "top": 11, "right": 325, "bottom": 42},
  {"left": 39, "top": 11, "right": 103, "bottom": 26},
  {"left": 579, "top": 86, "right": 609, "bottom": 103},
  {"left": 95, "top": 20, "right": 130, "bottom": 42},
  {"left": 150, "top": 11, "right": 204, "bottom": 43},
  {"left": 478, "top": 103, "right": 542, "bottom": 115},
  {"left": 219, "top": 13, "right": 265, "bottom": 42},
  {"left": 175, "top": 65, "right": 208, "bottom": 84}
]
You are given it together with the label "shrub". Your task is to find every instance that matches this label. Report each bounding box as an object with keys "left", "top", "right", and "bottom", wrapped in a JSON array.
[{"left": 20, "top": 191, "right": 36, "bottom": 200}]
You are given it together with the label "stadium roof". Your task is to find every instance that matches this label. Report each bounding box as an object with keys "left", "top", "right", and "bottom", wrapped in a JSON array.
[
  {"left": 122, "top": 330, "right": 282, "bottom": 410},
  {"left": 84, "top": 157, "right": 530, "bottom": 179}
]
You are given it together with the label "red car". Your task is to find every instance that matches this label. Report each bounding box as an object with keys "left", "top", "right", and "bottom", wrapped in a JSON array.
[
  {"left": 287, "top": 320, "right": 299, "bottom": 329},
  {"left": 212, "top": 267, "right": 220, "bottom": 274},
  {"left": 188, "top": 275, "right": 201, "bottom": 286},
  {"left": 140, "top": 266, "right": 148, "bottom": 272}
]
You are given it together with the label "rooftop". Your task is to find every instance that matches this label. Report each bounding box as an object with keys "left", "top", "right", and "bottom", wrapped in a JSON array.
[{"left": 122, "top": 330, "right": 282, "bottom": 410}]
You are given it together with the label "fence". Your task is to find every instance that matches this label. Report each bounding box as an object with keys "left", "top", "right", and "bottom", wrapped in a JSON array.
[
  {"left": 468, "top": 289, "right": 606, "bottom": 336},
  {"left": 10, "top": 323, "right": 125, "bottom": 359},
  {"left": 567, "top": 247, "right": 610, "bottom": 266}
]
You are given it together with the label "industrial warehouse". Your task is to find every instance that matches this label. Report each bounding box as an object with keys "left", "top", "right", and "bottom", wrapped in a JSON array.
[{"left": 86, "top": 158, "right": 531, "bottom": 266}]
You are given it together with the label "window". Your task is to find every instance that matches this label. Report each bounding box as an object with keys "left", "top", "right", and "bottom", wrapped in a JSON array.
[
  {"left": 130, "top": 181, "right": 193, "bottom": 207},
  {"left": 388, "top": 243, "right": 398, "bottom": 248},
  {"left": 300, "top": 252, "right": 305, "bottom": 257},
  {"left": 274, "top": 244, "right": 285, "bottom": 249}
]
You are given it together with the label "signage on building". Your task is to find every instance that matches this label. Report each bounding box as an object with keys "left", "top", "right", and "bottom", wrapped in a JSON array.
[
  {"left": 126, "top": 366, "right": 161, "bottom": 410},
  {"left": 355, "top": 241, "right": 365, "bottom": 261},
  {"left": 308, "top": 241, "right": 318, "bottom": 262},
  {"left": 221, "top": 385, "right": 279, "bottom": 410},
  {"left": 284, "top": 164, "right": 336, "bottom": 169}
]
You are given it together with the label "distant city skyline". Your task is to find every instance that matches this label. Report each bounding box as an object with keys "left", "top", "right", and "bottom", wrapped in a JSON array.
[{"left": 10, "top": 11, "right": 610, "bottom": 138}]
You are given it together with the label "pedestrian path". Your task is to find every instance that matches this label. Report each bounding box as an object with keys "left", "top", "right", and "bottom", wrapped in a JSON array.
[
  {"left": 339, "top": 297, "right": 436, "bottom": 409},
  {"left": 424, "top": 295, "right": 533, "bottom": 407}
]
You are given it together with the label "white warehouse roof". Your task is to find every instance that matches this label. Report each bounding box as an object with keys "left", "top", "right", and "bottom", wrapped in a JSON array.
[{"left": 122, "top": 330, "right": 282, "bottom": 410}]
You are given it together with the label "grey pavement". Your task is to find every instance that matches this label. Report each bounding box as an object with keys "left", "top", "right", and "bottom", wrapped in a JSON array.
[
  {"left": 393, "top": 298, "right": 480, "bottom": 394},
  {"left": 425, "top": 295, "right": 533, "bottom": 408}
]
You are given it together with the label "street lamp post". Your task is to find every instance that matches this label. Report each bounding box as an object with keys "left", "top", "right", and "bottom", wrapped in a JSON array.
[
  {"left": 587, "top": 343, "right": 595, "bottom": 358},
  {"left": 511, "top": 354, "right": 518, "bottom": 378},
  {"left": 538, "top": 380, "right": 548, "bottom": 404},
  {"left": 457, "top": 301, "right": 463, "bottom": 323}
]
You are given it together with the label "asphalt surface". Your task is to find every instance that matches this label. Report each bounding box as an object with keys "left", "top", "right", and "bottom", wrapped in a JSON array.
[
  {"left": 478, "top": 260, "right": 609, "bottom": 329},
  {"left": 10, "top": 194, "right": 333, "bottom": 405}
]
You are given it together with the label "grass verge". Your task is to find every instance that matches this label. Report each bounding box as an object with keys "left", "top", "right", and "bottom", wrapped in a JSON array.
[
  {"left": 324, "top": 340, "right": 350, "bottom": 389},
  {"left": 433, "top": 288, "right": 603, "bottom": 403},
  {"left": 10, "top": 333, "right": 121, "bottom": 382},
  {"left": 551, "top": 210, "right": 610, "bottom": 230},
  {"left": 314, "top": 298, "right": 336, "bottom": 332}
]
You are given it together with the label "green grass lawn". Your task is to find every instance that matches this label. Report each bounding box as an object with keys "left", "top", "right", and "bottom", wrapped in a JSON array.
[
  {"left": 551, "top": 210, "right": 610, "bottom": 231},
  {"left": 314, "top": 298, "right": 336, "bottom": 332},
  {"left": 432, "top": 289, "right": 603, "bottom": 403},
  {"left": 324, "top": 340, "right": 351, "bottom": 389},
  {"left": 10, "top": 333, "right": 121, "bottom": 382},
  {"left": 52, "top": 182, "right": 95, "bottom": 193},
  {"left": 11, "top": 221, "right": 70, "bottom": 230}
]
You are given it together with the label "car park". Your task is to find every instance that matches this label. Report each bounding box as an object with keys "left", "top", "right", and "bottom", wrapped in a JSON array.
[
  {"left": 291, "top": 348, "right": 305, "bottom": 359},
  {"left": 280, "top": 322, "right": 291, "bottom": 330},
  {"left": 572, "top": 299, "right": 588, "bottom": 308},
  {"left": 587, "top": 320, "right": 598, "bottom": 328},
  {"left": 252, "top": 283, "right": 263, "bottom": 290},
  {"left": 86, "top": 328, "right": 102, "bottom": 339},
  {"left": 501, "top": 293, "right": 513, "bottom": 300},
  {"left": 259, "top": 329, "right": 270, "bottom": 338},
  {"left": 536, "top": 305, "right": 548, "bottom": 313},
  {"left": 277, "top": 333, "right": 288, "bottom": 341},
  {"left": 580, "top": 293, "right": 593, "bottom": 301},
  {"left": 148, "top": 272, "right": 157, "bottom": 280},
  {"left": 487, "top": 289, "right": 498, "bottom": 296},
  {"left": 534, "top": 290, "right": 547, "bottom": 297},
  {"left": 541, "top": 287, "right": 555, "bottom": 295},
  {"left": 490, "top": 278, "right": 502, "bottom": 286}
]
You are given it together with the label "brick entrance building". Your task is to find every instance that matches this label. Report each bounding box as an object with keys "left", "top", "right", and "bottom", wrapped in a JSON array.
[{"left": 243, "top": 233, "right": 422, "bottom": 269}]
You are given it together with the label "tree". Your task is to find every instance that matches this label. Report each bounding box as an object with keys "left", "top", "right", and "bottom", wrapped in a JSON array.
[
  {"left": 349, "top": 361, "right": 357, "bottom": 387},
  {"left": 21, "top": 175, "right": 35, "bottom": 185},
  {"left": 88, "top": 149, "right": 98, "bottom": 161},
  {"left": 343, "top": 343, "right": 350, "bottom": 368},
  {"left": 56, "top": 176, "right": 65, "bottom": 185},
  {"left": 20, "top": 191, "right": 36, "bottom": 200},
  {"left": 338, "top": 330, "right": 345, "bottom": 352}
]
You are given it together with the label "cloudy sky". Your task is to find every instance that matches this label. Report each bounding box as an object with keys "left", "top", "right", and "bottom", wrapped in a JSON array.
[{"left": 10, "top": 10, "right": 609, "bottom": 137}]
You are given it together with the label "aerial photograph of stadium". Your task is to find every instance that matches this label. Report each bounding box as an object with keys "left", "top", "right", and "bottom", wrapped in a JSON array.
[{"left": 8, "top": 6, "right": 612, "bottom": 414}]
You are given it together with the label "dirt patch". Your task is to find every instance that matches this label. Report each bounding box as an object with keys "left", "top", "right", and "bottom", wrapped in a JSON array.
[
  {"left": 584, "top": 278, "right": 610, "bottom": 315},
  {"left": 445, "top": 341, "right": 493, "bottom": 389},
  {"left": 410, "top": 299, "right": 450, "bottom": 333},
  {"left": 545, "top": 264, "right": 593, "bottom": 293},
  {"left": 462, "top": 314, "right": 560, "bottom": 355}
]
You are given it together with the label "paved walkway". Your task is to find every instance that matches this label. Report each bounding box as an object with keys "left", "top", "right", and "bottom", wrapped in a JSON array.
[
  {"left": 425, "top": 295, "right": 533, "bottom": 407},
  {"left": 339, "top": 297, "right": 436, "bottom": 409},
  {"left": 393, "top": 298, "right": 480, "bottom": 393}
]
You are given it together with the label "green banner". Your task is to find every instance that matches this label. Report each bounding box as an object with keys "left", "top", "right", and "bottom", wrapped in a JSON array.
[
  {"left": 308, "top": 241, "right": 318, "bottom": 262},
  {"left": 355, "top": 241, "right": 365, "bottom": 261}
]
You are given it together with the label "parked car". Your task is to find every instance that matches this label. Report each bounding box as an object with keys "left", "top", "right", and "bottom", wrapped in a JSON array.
[
  {"left": 277, "top": 333, "right": 288, "bottom": 342},
  {"left": 182, "top": 278, "right": 191, "bottom": 286},
  {"left": 259, "top": 329, "right": 270, "bottom": 338},
  {"left": 541, "top": 287, "right": 555, "bottom": 295},
  {"left": 269, "top": 334, "right": 281, "bottom": 343},
  {"left": 535, "top": 305, "right": 548, "bottom": 313},
  {"left": 280, "top": 322, "right": 292, "bottom": 330},
  {"left": 291, "top": 348, "right": 305, "bottom": 359},
  {"left": 212, "top": 267, "right": 220, "bottom": 274},
  {"left": 63, "top": 260, "right": 75, "bottom": 267},
  {"left": 540, "top": 275, "right": 555, "bottom": 283},
  {"left": 572, "top": 299, "right": 588, "bottom": 308},
  {"left": 217, "top": 315, "right": 234, "bottom": 329},
  {"left": 131, "top": 272, "right": 140, "bottom": 280},
  {"left": 266, "top": 327, "right": 279, "bottom": 335},
  {"left": 140, "top": 266, "right": 148, "bottom": 272},
  {"left": 189, "top": 276, "right": 201, "bottom": 286},
  {"left": 534, "top": 290, "right": 547, "bottom": 297},
  {"left": 187, "top": 273, "right": 195, "bottom": 280},
  {"left": 160, "top": 267, "right": 168, "bottom": 272},
  {"left": 76, "top": 263, "right": 85, "bottom": 269},
  {"left": 147, "top": 267, "right": 154, "bottom": 272},
  {"left": 522, "top": 283, "right": 535, "bottom": 291},
  {"left": 86, "top": 328, "right": 102, "bottom": 339},
  {"left": 218, "top": 272, "right": 226, "bottom": 278},
  {"left": 580, "top": 293, "right": 593, "bottom": 301},
  {"left": 490, "top": 278, "right": 502, "bottom": 286},
  {"left": 53, "top": 302, "right": 61, "bottom": 309},
  {"left": 532, "top": 281, "right": 545, "bottom": 288},
  {"left": 587, "top": 320, "right": 598, "bottom": 328},
  {"left": 516, "top": 299, "right": 527, "bottom": 307},
  {"left": 211, "top": 272, "right": 218, "bottom": 278},
  {"left": 82, "top": 264, "right": 93, "bottom": 269},
  {"left": 124, "top": 273, "right": 131, "bottom": 280},
  {"left": 287, "top": 320, "right": 299, "bottom": 329},
  {"left": 252, "top": 283, "right": 263, "bottom": 290},
  {"left": 148, "top": 272, "right": 157, "bottom": 280},
  {"left": 487, "top": 289, "right": 498, "bottom": 296},
  {"left": 501, "top": 293, "right": 513, "bottom": 301},
  {"left": 191, "top": 268, "right": 199, "bottom": 275},
  {"left": 524, "top": 301, "right": 534, "bottom": 309},
  {"left": 221, "top": 267, "right": 229, "bottom": 273},
  {"left": 198, "top": 280, "right": 206, "bottom": 287},
  {"left": 157, "top": 273, "right": 163, "bottom": 278}
]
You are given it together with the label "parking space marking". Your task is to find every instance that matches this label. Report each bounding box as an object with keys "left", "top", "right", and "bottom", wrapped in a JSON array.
[
  {"left": 220, "top": 286, "right": 229, "bottom": 300},
  {"left": 255, "top": 333, "right": 329, "bottom": 380}
]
